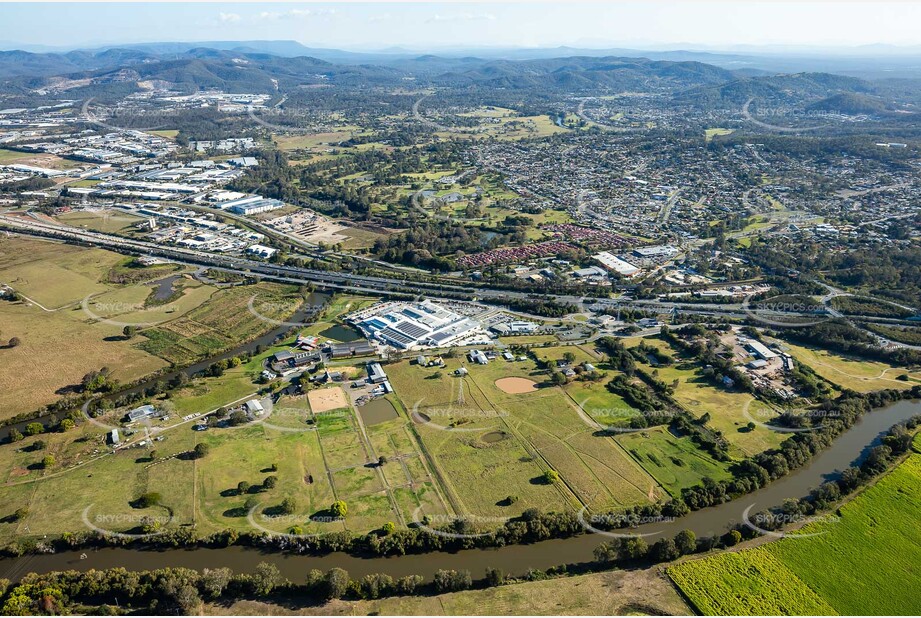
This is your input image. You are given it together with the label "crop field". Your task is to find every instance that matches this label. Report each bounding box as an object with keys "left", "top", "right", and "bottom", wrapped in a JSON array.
[
  {"left": 668, "top": 549, "right": 838, "bottom": 615},
  {"left": 766, "top": 451, "right": 921, "bottom": 615},
  {"left": 615, "top": 428, "right": 733, "bottom": 496},
  {"left": 668, "top": 444, "right": 921, "bottom": 615},
  {"left": 784, "top": 342, "right": 921, "bottom": 392},
  {"left": 634, "top": 338, "right": 787, "bottom": 457}
]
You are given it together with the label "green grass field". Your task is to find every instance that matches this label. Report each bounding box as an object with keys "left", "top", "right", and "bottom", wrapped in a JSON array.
[
  {"left": 668, "top": 441, "right": 921, "bottom": 615},
  {"left": 704, "top": 127, "right": 734, "bottom": 142},
  {"left": 784, "top": 342, "right": 921, "bottom": 392},
  {"left": 0, "top": 354, "right": 446, "bottom": 541},
  {"left": 615, "top": 427, "right": 733, "bottom": 497},
  {"left": 55, "top": 210, "right": 146, "bottom": 234}
]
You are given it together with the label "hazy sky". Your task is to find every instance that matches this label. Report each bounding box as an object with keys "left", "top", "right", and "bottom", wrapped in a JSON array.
[{"left": 3, "top": 2, "right": 921, "bottom": 51}]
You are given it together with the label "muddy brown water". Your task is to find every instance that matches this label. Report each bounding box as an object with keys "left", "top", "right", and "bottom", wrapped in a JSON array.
[
  {"left": 2, "top": 398, "right": 918, "bottom": 583},
  {"left": 481, "top": 431, "right": 508, "bottom": 443},
  {"left": 357, "top": 398, "right": 399, "bottom": 426}
]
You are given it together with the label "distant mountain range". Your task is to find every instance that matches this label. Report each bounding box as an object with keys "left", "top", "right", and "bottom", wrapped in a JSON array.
[
  {"left": 4, "top": 39, "right": 921, "bottom": 78},
  {"left": 0, "top": 42, "right": 918, "bottom": 111}
]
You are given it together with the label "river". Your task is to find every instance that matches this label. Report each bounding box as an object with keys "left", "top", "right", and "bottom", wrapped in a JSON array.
[{"left": 2, "top": 398, "right": 917, "bottom": 583}]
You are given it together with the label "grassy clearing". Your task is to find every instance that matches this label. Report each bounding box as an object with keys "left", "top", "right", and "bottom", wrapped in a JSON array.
[
  {"left": 0, "top": 237, "right": 125, "bottom": 308},
  {"left": 0, "top": 148, "right": 79, "bottom": 169},
  {"left": 389, "top": 355, "right": 663, "bottom": 514},
  {"left": 615, "top": 428, "right": 732, "bottom": 497},
  {"left": 0, "top": 303, "right": 168, "bottom": 420},
  {"left": 0, "top": 367, "right": 440, "bottom": 540},
  {"left": 562, "top": 380, "right": 640, "bottom": 427},
  {"left": 704, "top": 127, "right": 734, "bottom": 142},
  {"left": 55, "top": 210, "right": 146, "bottom": 234},
  {"left": 634, "top": 339, "right": 786, "bottom": 457},
  {"left": 273, "top": 131, "right": 366, "bottom": 152},
  {"left": 498, "top": 334, "right": 559, "bottom": 346},
  {"left": 785, "top": 342, "right": 921, "bottom": 392}
]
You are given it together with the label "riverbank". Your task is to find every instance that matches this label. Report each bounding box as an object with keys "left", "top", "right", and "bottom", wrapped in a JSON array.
[
  {"left": 2, "top": 397, "right": 918, "bottom": 585},
  {"left": 201, "top": 566, "right": 691, "bottom": 616},
  {"left": 2, "top": 413, "right": 917, "bottom": 616},
  {"left": 667, "top": 432, "right": 921, "bottom": 615}
]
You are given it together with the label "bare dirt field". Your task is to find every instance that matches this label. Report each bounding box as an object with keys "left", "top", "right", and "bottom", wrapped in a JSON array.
[
  {"left": 307, "top": 386, "right": 349, "bottom": 413},
  {"left": 495, "top": 377, "right": 539, "bottom": 394}
]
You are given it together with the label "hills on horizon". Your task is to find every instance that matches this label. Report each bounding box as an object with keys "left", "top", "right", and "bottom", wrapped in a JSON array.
[
  {"left": 0, "top": 39, "right": 918, "bottom": 116},
  {"left": 2, "top": 39, "right": 921, "bottom": 80}
]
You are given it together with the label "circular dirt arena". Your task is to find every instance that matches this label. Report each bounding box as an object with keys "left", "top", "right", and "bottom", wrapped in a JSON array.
[{"left": 495, "top": 377, "right": 539, "bottom": 394}]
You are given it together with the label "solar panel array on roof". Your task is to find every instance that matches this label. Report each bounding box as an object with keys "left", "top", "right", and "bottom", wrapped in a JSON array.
[
  {"left": 380, "top": 327, "right": 415, "bottom": 347},
  {"left": 395, "top": 321, "right": 429, "bottom": 340}
]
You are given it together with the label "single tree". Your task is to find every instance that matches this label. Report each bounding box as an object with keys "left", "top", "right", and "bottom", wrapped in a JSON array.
[
  {"left": 193, "top": 442, "right": 210, "bottom": 459},
  {"left": 330, "top": 500, "right": 347, "bottom": 518}
]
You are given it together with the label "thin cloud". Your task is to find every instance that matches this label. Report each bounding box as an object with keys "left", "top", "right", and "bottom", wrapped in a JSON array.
[
  {"left": 219, "top": 12, "right": 241, "bottom": 24},
  {"left": 429, "top": 13, "right": 497, "bottom": 24},
  {"left": 257, "top": 8, "right": 336, "bottom": 21}
]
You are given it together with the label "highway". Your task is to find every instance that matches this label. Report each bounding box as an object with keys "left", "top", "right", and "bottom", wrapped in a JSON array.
[{"left": 2, "top": 213, "right": 918, "bottom": 332}]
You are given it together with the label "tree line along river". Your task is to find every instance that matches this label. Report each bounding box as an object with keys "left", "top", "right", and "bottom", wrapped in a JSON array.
[{"left": 2, "top": 397, "right": 918, "bottom": 583}]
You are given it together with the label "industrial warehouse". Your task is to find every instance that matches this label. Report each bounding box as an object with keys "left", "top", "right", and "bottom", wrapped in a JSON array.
[{"left": 345, "top": 300, "right": 492, "bottom": 350}]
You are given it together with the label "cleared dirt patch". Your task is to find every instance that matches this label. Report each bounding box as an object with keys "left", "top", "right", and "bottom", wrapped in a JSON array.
[
  {"left": 307, "top": 387, "right": 349, "bottom": 413},
  {"left": 495, "top": 377, "right": 539, "bottom": 394}
]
